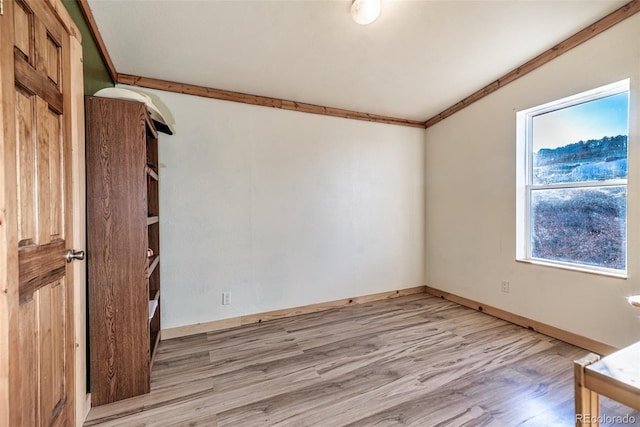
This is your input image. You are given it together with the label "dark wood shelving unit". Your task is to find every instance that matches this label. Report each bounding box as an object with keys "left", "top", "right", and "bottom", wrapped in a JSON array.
[{"left": 86, "top": 96, "right": 162, "bottom": 406}]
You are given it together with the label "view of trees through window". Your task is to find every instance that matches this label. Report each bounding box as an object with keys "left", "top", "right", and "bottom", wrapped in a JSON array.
[{"left": 530, "top": 90, "right": 629, "bottom": 271}]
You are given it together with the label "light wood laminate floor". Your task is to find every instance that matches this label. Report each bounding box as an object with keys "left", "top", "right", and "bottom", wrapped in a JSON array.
[{"left": 84, "top": 294, "right": 639, "bottom": 426}]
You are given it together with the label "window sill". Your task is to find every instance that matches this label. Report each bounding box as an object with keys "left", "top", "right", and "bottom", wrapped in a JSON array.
[{"left": 516, "top": 258, "right": 627, "bottom": 279}]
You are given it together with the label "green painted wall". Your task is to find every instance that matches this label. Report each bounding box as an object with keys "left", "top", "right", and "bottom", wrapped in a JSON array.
[{"left": 62, "top": 0, "right": 114, "bottom": 95}]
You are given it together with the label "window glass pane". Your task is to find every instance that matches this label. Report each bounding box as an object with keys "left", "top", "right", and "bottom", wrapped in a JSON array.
[
  {"left": 531, "top": 186, "right": 626, "bottom": 270},
  {"left": 532, "top": 92, "right": 629, "bottom": 185}
]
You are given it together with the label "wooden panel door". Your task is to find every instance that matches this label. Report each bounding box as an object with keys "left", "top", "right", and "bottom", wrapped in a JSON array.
[{"left": 0, "top": 0, "right": 81, "bottom": 425}]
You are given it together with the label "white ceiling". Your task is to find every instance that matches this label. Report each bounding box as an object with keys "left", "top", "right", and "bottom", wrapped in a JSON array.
[{"left": 87, "top": 0, "right": 626, "bottom": 121}]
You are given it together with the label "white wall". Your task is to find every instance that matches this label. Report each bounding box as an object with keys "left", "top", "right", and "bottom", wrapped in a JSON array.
[
  {"left": 120, "top": 87, "right": 425, "bottom": 330},
  {"left": 425, "top": 15, "right": 640, "bottom": 348}
]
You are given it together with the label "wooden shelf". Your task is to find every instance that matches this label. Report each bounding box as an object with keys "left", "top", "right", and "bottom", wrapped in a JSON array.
[
  {"left": 148, "top": 256, "right": 160, "bottom": 277},
  {"left": 149, "top": 330, "right": 161, "bottom": 369},
  {"left": 145, "top": 113, "right": 158, "bottom": 139},
  {"left": 86, "top": 96, "right": 164, "bottom": 406},
  {"left": 146, "top": 166, "right": 158, "bottom": 181}
]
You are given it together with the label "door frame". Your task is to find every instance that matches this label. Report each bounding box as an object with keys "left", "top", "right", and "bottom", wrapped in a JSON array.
[
  {"left": 67, "top": 14, "right": 88, "bottom": 426},
  {"left": 0, "top": 0, "right": 87, "bottom": 424}
]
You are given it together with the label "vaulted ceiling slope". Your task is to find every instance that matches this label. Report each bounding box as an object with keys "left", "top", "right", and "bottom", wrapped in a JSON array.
[{"left": 87, "top": 0, "right": 628, "bottom": 123}]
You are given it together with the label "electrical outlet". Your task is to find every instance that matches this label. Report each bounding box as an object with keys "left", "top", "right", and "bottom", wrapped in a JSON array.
[
  {"left": 501, "top": 281, "right": 510, "bottom": 293},
  {"left": 222, "top": 292, "right": 231, "bottom": 305}
]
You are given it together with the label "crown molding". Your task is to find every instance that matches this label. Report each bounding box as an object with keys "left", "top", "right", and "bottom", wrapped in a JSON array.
[{"left": 117, "top": 73, "right": 426, "bottom": 128}]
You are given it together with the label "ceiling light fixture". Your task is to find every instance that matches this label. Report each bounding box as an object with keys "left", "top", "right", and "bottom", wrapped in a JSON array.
[{"left": 351, "top": 0, "right": 381, "bottom": 25}]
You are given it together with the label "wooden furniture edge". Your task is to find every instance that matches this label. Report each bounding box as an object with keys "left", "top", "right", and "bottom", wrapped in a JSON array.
[
  {"left": 424, "top": 285, "right": 617, "bottom": 355},
  {"left": 424, "top": 0, "right": 640, "bottom": 128},
  {"left": 574, "top": 353, "right": 601, "bottom": 426},
  {"left": 585, "top": 369, "right": 640, "bottom": 411},
  {"left": 149, "top": 332, "right": 161, "bottom": 368},
  {"left": 76, "top": 0, "right": 118, "bottom": 83},
  {"left": 160, "top": 285, "right": 427, "bottom": 340},
  {"left": 148, "top": 256, "right": 160, "bottom": 277},
  {"left": 117, "top": 73, "right": 426, "bottom": 129}
]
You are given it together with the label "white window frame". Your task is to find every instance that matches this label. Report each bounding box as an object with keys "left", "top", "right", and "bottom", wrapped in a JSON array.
[{"left": 516, "top": 79, "right": 630, "bottom": 278}]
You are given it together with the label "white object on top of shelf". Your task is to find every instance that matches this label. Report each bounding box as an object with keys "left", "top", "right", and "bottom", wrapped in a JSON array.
[{"left": 93, "top": 87, "right": 175, "bottom": 135}]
